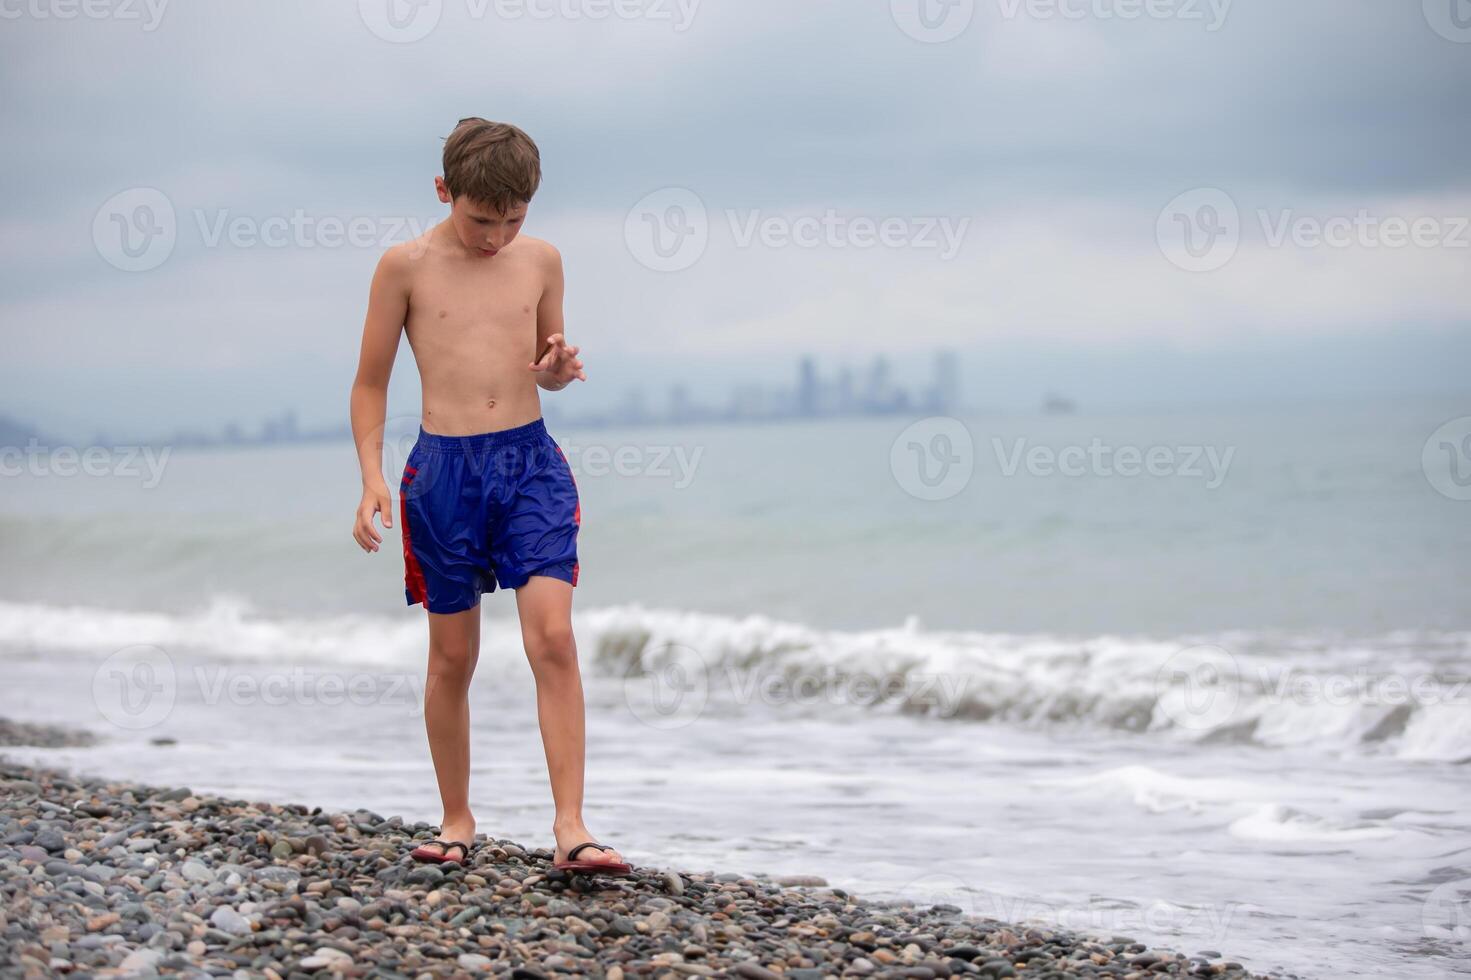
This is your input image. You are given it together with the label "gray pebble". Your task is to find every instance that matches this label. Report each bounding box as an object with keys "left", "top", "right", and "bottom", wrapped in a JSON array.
[
  {"left": 35, "top": 829, "right": 67, "bottom": 852},
  {"left": 208, "top": 905, "right": 252, "bottom": 936},
  {"left": 180, "top": 860, "right": 214, "bottom": 883}
]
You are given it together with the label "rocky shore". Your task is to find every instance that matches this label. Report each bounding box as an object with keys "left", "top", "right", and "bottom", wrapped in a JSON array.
[{"left": 0, "top": 722, "right": 1282, "bottom": 980}]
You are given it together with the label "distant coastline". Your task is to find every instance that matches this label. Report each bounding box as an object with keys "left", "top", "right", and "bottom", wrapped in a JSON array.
[{"left": 2, "top": 351, "right": 983, "bottom": 452}]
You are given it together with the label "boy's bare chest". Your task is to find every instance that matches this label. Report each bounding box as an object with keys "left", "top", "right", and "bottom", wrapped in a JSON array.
[{"left": 407, "top": 261, "right": 540, "bottom": 345}]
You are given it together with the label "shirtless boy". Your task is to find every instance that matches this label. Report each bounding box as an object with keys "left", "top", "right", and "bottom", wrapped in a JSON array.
[{"left": 348, "top": 118, "right": 628, "bottom": 875}]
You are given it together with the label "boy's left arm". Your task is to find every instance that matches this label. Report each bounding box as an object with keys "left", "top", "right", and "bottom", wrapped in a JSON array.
[{"left": 528, "top": 242, "right": 586, "bottom": 391}]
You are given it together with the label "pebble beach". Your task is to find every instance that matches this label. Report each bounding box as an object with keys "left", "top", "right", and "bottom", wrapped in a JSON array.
[{"left": 0, "top": 719, "right": 1282, "bottom": 980}]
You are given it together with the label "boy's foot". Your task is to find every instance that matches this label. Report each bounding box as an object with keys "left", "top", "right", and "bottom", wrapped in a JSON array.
[{"left": 552, "top": 824, "right": 632, "bottom": 875}]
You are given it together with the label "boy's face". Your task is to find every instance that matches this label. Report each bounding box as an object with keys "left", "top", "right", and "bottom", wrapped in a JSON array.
[{"left": 436, "top": 177, "right": 527, "bottom": 257}]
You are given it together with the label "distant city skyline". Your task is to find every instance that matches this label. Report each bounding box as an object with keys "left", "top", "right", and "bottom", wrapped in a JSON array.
[
  {"left": 0, "top": 352, "right": 976, "bottom": 449},
  {"left": 575, "top": 351, "right": 964, "bottom": 429},
  {"left": 11, "top": 324, "right": 1471, "bottom": 450},
  {"left": 8, "top": 322, "right": 1471, "bottom": 451}
]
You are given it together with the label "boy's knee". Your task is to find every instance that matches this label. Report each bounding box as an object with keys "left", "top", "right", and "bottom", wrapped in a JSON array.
[
  {"left": 427, "top": 639, "right": 478, "bottom": 682},
  {"left": 522, "top": 621, "right": 576, "bottom": 668}
]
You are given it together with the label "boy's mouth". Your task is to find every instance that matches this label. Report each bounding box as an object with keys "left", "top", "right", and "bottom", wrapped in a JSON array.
[{"left": 478, "top": 247, "right": 498, "bottom": 257}]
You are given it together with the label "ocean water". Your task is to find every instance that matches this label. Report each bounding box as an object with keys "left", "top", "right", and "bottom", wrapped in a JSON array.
[{"left": 2, "top": 398, "right": 1470, "bottom": 979}]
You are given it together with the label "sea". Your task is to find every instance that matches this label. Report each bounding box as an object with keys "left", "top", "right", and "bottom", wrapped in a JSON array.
[{"left": 2, "top": 396, "right": 1469, "bottom": 979}]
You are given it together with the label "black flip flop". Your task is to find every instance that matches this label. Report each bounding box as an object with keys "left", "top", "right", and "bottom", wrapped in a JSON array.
[
  {"left": 553, "top": 840, "right": 632, "bottom": 876},
  {"left": 410, "top": 838, "right": 473, "bottom": 864}
]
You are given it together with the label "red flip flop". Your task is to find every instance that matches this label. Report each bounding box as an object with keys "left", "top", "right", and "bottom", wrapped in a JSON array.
[
  {"left": 409, "top": 839, "right": 472, "bottom": 864},
  {"left": 553, "top": 841, "right": 632, "bottom": 876}
]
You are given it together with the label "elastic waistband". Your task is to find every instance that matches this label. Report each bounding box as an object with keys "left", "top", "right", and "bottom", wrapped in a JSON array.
[{"left": 415, "top": 418, "right": 549, "bottom": 453}]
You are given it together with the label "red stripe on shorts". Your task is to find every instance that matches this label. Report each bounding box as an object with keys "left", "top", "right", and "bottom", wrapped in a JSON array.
[{"left": 400, "top": 493, "right": 428, "bottom": 606}]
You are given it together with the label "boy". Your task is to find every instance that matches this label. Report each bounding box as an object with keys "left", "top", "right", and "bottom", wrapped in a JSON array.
[{"left": 348, "top": 118, "right": 628, "bottom": 876}]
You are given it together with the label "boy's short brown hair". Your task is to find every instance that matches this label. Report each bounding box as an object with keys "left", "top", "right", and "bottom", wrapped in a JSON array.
[{"left": 441, "top": 118, "right": 541, "bottom": 213}]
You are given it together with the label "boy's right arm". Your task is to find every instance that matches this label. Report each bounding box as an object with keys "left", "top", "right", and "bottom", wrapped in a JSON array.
[{"left": 350, "top": 245, "right": 411, "bottom": 554}]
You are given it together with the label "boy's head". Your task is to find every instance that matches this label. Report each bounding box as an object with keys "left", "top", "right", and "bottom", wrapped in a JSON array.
[{"left": 435, "top": 117, "right": 541, "bottom": 256}]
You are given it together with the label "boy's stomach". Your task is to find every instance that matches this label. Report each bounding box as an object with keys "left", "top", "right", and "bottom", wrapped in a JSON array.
[{"left": 415, "top": 385, "right": 544, "bottom": 436}]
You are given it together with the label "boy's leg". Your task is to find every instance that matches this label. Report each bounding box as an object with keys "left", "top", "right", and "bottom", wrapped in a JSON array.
[
  {"left": 423, "top": 605, "right": 481, "bottom": 850},
  {"left": 514, "top": 574, "right": 625, "bottom": 868}
]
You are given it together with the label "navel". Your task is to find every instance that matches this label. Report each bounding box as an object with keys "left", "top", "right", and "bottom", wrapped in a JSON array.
[
  {"left": 438, "top": 310, "right": 448, "bottom": 319},
  {"left": 487, "top": 399, "right": 497, "bottom": 409}
]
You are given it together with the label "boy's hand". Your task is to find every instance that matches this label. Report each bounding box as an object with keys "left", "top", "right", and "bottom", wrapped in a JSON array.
[
  {"left": 353, "top": 482, "right": 394, "bottom": 553},
  {"left": 528, "top": 333, "right": 586, "bottom": 389}
]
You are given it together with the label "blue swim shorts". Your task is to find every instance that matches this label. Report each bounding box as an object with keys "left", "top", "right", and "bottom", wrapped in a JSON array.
[{"left": 399, "top": 418, "right": 580, "bottom": 614}]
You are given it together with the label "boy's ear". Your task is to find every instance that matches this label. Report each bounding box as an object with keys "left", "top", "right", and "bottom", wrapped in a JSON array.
[{"left": 434, "top": 177, "right": 452, "bottom": 205}]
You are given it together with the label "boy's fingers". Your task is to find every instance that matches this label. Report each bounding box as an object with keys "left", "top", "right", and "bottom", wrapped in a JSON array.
[
  {"left": 380, "top": 497, "right": 393, "bottom": 528},
  {"left": 357, "top": 508, "right": 382, "bottom": 546}
]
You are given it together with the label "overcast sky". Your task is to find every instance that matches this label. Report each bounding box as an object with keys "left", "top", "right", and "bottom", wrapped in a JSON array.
[{"left": 2, "top": 1, "right": 1469, "bottom": 438}]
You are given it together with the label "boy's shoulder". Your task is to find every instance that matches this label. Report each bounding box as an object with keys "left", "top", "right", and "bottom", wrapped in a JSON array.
[
  {"left": 515, "top": 234, "right": 562, "bottom": 266},
  {"left": 373, "top": 235, "right": 425, "bottom": 282}
]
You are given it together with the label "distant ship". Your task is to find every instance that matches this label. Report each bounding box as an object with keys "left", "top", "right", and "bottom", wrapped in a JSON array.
[{"left": 1043, "top": 393, "right": 1077, "bottom": 415}]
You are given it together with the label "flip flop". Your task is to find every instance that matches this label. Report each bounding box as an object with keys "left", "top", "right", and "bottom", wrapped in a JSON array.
[
  {"left": 553, "top": 840, "right": 632, "bottom": 876},
  {"left": 409, "top": 838, "right": 473, "bottom": 864}
]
